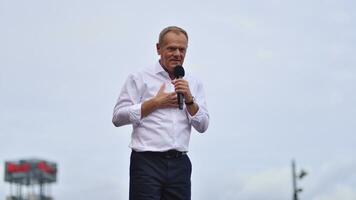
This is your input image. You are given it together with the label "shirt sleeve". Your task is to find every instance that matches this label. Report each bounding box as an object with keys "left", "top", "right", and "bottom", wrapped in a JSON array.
[
  {"left": 112, "top": 74, "right": 143, "bottom": 127},
  {"left": 186, "top": 81, "right": 209, "bottom": 133}
]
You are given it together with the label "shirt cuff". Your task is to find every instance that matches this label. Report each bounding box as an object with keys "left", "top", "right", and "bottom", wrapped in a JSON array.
[
  {"left": 128, "top": 103, "right": 142, "bottom": 126},
  {"left": 186, "top": 104, "right": 203, "bottom": 122}
]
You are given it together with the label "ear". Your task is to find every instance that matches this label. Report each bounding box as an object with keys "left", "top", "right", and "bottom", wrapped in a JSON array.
[{"left": 156, "top": 43, "right": 161, "bottom": 55}]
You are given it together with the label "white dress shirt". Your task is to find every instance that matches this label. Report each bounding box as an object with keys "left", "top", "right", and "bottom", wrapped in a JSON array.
[{"left": 112, "top": 62, "right": 209, "bottom": 152}]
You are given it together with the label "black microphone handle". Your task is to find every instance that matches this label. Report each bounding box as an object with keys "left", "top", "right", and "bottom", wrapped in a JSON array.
[
  {"left": 177, "top": 92, "right": 184, "bottom": 110},
  {"left": 175, "top": 75, "right": 184, "bottom": 110}
]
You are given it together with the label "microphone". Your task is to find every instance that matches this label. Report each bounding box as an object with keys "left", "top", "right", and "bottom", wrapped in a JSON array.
[{"left": 173, "top": 65, "right": 185, "bottom": 110}]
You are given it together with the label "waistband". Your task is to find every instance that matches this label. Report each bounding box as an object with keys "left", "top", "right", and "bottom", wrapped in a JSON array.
[{"left": 132, "top": 150, "right": 187, "bottom": 159}]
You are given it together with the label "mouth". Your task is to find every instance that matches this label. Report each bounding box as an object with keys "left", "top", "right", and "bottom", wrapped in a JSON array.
[{"left": 170, "top": 60, "right": 182, "bottom": 65}]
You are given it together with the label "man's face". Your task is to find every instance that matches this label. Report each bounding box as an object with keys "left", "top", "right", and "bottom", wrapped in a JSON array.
[{"left": 157, "top": 31, "right": 188, "bottom": 74}]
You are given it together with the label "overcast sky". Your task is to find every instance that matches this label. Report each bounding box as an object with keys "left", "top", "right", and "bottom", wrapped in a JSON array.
[{"left": 1, "top": 0, "right": 356, "bottom": 199}]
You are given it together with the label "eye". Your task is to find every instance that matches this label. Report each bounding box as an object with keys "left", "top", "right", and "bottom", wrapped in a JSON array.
[{"left": 167, "top": 47, "right": 176, "bottom": 51}]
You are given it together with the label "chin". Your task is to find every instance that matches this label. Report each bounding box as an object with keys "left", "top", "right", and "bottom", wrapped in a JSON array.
[{"left": 170, "top": 63, "right": 182, "bottom": 67}]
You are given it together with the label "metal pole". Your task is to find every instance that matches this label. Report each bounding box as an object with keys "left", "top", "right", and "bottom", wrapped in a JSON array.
[
  {"left": 40, "top": 179, "right": 44, "bottom": 200},
  {"left": 292, "top": 160, "right": 298, "bottom": 200},
  {"left": 20, "top": 184, "right": 23, "bottom": 200}
]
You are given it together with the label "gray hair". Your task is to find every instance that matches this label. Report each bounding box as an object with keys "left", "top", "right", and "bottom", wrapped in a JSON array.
[{"left": 158, "top": 26, "right": 189, "bottom": 46}]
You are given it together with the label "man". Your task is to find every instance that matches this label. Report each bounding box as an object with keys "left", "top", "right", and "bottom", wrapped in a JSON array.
[{"left": 112, "top": 26, "right": 209, "bottom": 200}]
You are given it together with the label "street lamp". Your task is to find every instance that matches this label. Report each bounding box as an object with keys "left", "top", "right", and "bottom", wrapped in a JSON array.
[{"left": 292, "top": 159, "right": 307, "bottom": 200}]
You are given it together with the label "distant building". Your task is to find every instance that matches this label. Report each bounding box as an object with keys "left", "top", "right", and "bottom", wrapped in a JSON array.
[{"left": 4, "top": 159, "right": 57, "bottom": 200}]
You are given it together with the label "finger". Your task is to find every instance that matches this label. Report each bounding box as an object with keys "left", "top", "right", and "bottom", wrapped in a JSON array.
[
  {"left": 173, "top": 80, "right": 185, "bottom": 86},
  {"left": 162, "top": 102, "right": 178, "bottom": 108},
  {"left": 169, "top": 95, "right": 178, "bottom": 101},
  {"left": 168, "top": 92, "right": 178, "bottom": 97},
  {"left": 174, "top": 83, "right": 188, "bottom": 90},
  {"left": 175, "top": 87, "right": 189, "bottom": 93},
  {"left": 171, "top": 97, "right": 178, "bottom": 102},
  {"left": 169, "top": 103, "right": 179, "bottom": 108},
  {"left": 174, "top": 85, "right": 188, "bottom": 90},
  {"left": 172, "top": 80, "right": 187, "bottom": 87}
]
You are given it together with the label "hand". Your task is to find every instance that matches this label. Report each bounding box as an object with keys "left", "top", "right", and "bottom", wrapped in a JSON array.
[
  {"left": 154, "top": 83, "right": 178, "bottom": 109},
  {"left": 172, "top": 79, "right": 193, "bottom": 103}
]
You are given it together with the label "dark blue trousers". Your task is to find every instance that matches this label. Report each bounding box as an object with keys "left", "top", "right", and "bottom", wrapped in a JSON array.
[{"left": 129, "top": 150, "right": 192, "bottom": 200}]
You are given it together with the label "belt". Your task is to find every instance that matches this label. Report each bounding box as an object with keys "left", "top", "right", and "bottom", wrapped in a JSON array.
[{"left": 133, "top": 150, "right": 187, "bottom": 159}]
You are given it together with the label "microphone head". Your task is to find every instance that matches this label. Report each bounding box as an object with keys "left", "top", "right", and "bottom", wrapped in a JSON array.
[{"left": 173, "top": 65, "right": 185, "bottom": 78}]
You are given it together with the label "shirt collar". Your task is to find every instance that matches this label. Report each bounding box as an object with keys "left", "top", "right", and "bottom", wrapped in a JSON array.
[
  {"left": 154, "top": 60, "right": 187, "bottom": 80},
  {"left": 154, "top": 61, "right": 166, "bottom": 74},
  {"left": 154, "top": 61, "right": 172, "bottom": 79}
]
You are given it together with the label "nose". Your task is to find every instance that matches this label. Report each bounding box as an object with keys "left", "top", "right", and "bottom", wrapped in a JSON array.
[{"left": 173, "top": 49, "right": 182, "bottom": 56}]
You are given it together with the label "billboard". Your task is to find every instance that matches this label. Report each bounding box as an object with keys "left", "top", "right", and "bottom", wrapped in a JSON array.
[{"left": 4, "top": 159, "right": 57, "bottom": 185}]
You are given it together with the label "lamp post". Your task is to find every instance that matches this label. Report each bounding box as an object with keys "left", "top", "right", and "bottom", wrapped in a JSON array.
[{"left": 292, "top": 159, "right": 307, "bottom": 200}]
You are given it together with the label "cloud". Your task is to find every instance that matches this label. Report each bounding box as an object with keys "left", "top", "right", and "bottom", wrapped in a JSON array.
[
  {"left": 305, "top": 158, "right": 356, "bottom": 200},
  {"left": 233, "top": 168, "right": 291, "bottom": 200},
  {"left": 203, "top": 167, "right": 292, "bottom": 200},
  {"left": 312, "top": 185, "right": 356, "bottom": 200},
  {"left": 199, "top": 159, "right": 356, "bottom": 200}
]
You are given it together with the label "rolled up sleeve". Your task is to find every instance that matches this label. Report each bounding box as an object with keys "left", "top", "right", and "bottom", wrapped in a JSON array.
[
  {"left": 186, "top": 81, "right": 209, "bottom": 133},
  {"left": 112, "top": 74, "right": 143, "bottom": 127}
]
